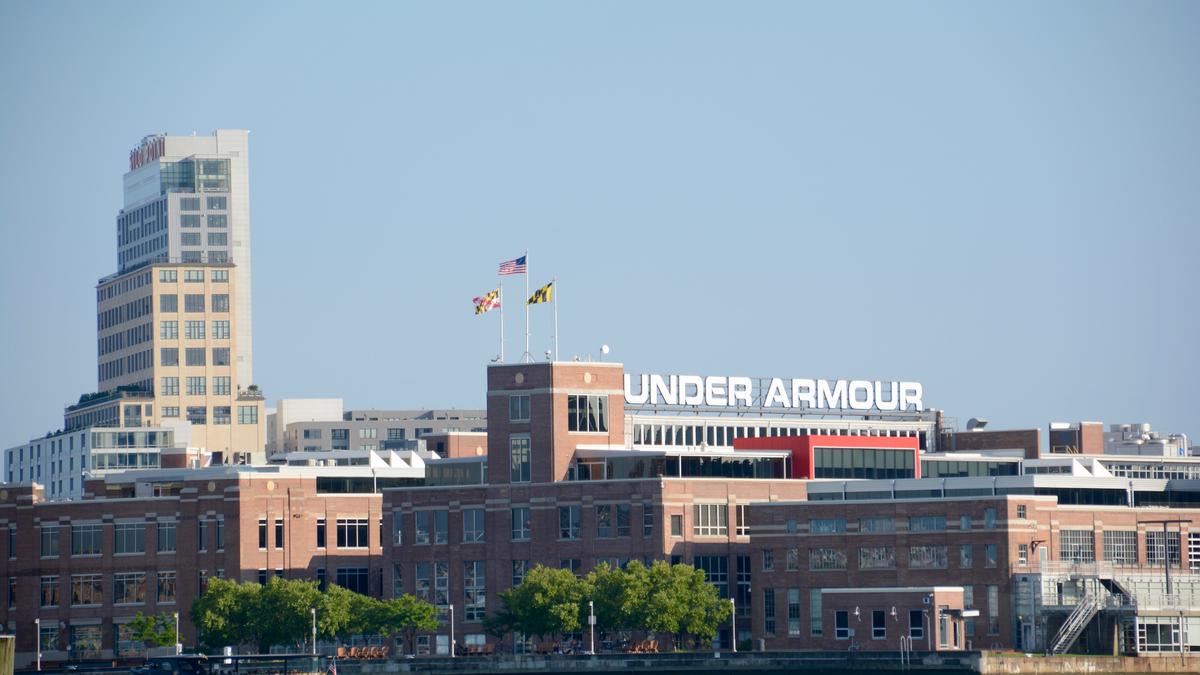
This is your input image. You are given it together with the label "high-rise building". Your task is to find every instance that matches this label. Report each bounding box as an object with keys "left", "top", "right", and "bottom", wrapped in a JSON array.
[{"left": 119, "top": 130, "right": 254, "bottom": 388}]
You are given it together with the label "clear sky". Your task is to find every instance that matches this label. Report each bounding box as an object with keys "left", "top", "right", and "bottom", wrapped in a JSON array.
[{"left": 1, "top": 1, "right": 1197, "bottom": 448}]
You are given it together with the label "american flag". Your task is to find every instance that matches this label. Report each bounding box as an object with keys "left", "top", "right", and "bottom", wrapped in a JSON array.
[{"left": 498, "top": 255, "right": 527, "bottom": 275}]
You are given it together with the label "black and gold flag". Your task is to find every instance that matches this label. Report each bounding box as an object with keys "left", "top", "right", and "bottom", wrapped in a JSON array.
[{"left": 527, "top": 281, "right": 553, "bottom": 305}]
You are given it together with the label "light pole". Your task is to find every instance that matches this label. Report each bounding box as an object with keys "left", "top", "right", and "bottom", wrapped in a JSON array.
[
  {"left": 730, "top": 598, "right": 737, "bottom": 653},
  {"left": 34, "top": 618, "right": 41, "bottom": 672},
  {"left": 448, "top": 604, "right": 455, "bottom": 658},
  {"left": 588, "top": 600, "right": 595, "bottom": 655},
  {"left": 311, "top": 608, "right": 317, "bottom": 656},
  {"left": 174, "top": 612, "right": 181, "bottom": 655}
]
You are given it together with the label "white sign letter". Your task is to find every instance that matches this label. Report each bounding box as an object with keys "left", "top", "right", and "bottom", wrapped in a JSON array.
[
  {"left": 704, "top": 376, "right": 727, "bottom": 407},
  {"left": 650, "top": 374, "right": 678, "bottom": 406},
  {"left": 764, "top": 378, "right": 790, "bottom": 408},
  {"left": 848, "top": 380, "right": 874, "bottom": 411},
  {"left": 817, "top": 379, "right": 848, "bottom": 410},
  {"left": 899, "top": 382, "right": 924, "bottom": 412},
  {"left": 874, "top": 381, "right": 899, "bottom": 411},
  {"left": 792, "top": 379, "right": 816, "bottom": 408},
  {"left": 679, "top": 375, "right": 704, "bottom": 406},
  {"left": 729, "top": 377, "right": 753, "bottom": 407},
  {"left": 624, "top": 374, "right": 649, "bottom": 405}
]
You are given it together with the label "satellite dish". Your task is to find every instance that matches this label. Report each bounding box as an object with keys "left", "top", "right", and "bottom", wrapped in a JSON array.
[
  {"left": 966, "top": 418, "right": 988, "bottom": 431},
  {"left": 600, "top": 344, "right": 610, "bottom": 355}
]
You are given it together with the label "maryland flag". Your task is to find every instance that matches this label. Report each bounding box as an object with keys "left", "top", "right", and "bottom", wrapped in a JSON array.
[
  {"left": 527, "top": 281, "right": 553, "bottom": 305},
  {"left": 473, "top": 289, "right": 500, "bottom": 315}
]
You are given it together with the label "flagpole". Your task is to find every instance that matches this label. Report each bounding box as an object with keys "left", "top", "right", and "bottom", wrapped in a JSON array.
[
  {"left": 523, "top": 251, "right": 531, "bottom": 363},
  {"left": 498, "top": 282, "right": 505, "bottom": 364},
  {"left": 552, "top": 278, "right": 559, "bottom": 361}
]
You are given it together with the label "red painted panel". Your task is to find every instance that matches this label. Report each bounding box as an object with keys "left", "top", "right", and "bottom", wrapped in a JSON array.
[{"left": 733, "top": 434, "right": 920, "bottom": 479}]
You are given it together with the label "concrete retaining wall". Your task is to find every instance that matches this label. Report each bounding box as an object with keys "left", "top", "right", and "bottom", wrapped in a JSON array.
[{"left": 978, "top": 653, "right": 1200, "bottom": 674}]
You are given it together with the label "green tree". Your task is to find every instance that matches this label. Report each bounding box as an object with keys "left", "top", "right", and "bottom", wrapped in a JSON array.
[
  {"left": 375, "top": 595, "right": 439, "bottom": 656},
  {"left": 587, "top": 562, "right": 648, "bottom": 635},
  {"left": 191, "top": 578, "right": 259, "bottom": 651},
  {"left": 256, "top": 577, "right": 322, "bottom": 652},
  {"left": 488, "top": 565, "right": 591, "bottom": 640},
  {"left": 126, "top": 612, "right": 179, "bottom": 656},
  {"left": 641, "top": 562, "right": 730, "bottom": 649}
]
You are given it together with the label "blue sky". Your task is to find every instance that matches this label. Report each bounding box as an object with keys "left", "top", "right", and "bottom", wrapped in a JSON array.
[{"left": 1, "top": 1, "right": 1196, "bottom": 448}]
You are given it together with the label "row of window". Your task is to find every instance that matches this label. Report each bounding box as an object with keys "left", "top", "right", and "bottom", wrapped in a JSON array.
[
  {"left": 395, "top": 504, "right": 658, "bottom": 544},
  {"left": 159, "top": 376, "right": 233, "bottom": 396},
  {"left": 158, "top": 269, "right": 229, "bottom": 283},
  {"left": 795, "top": 511, "right": 1000, "bottom": 535},
  {"left": 632, "top": 422, "right": 921, "bottom": 448},
  {"left": 258, "top": 518, "right": 376, "bottom": 550},
  {"left": 159, "top": 346, "right": 232, "bottom": 367},
  {"left": 158, "top": 294, "right": 230, "bottom": 315},
  {"left": 35, "top": 520, "right": 221, "bottom": 557},
  {"left": 34, "top": 571, "right": 179, "bottom": 607},
  {"left": 1058, "top": 529, "right": 1200, "bottom": 567},
  {"left": 157, "top": 405, "right": 257, "bottom": 425},
  {"left": 762, "top": 544, "right": 1000, "bottom": 572},
  {"left": 179, "top": 196, "right": 228, "bottom": 211}
]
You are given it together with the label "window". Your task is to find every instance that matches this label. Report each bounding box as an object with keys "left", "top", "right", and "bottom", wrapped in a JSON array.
[
  {"left": 197, "top": 519, "right": 208, "bottom": 551},
  {"left": 463, "top": 508, "right": 485, "bottom": 542},
  {"left": 643, "top": 502, "right": 654, "bottom": 536},
  {"left": 511, "top": 507, "right": 531, "bottom": 541},
  {"left": 71, "top": 574, "right": 103, "bottom": 605},
  {"left": 181, "top": 232, "right": 201, "bottom": 246},
  {"left": 909, "top": 516, "right": 946, "bottom": 532},
  {"left": 162, "top": 406, "right": 179, "bottom": 418},
  {"left": 213, "top": 348, "right": 231, "bottom": 366},
  {"left": 159, "top": 376, "right": 181, "bottom": 397},
  {"left": 208, "top": 214, "right": 228, "bottom": 228},
  {"left": 212, "top": 320, "right": 230, "bottom": 339},
  {"left": 985, "top": 543, "right": 999, "bottom": 567},
  {"left": 183, "top": 270, "right": 204, "bottom": 283},
  {"left": 184, "top": 320, "right": 204, "bottom": 339},
  {"left": 910, "top": 545, "right": 949, "bottom": 569},
  {"left": 1017, "top": 505, "right": 1027, "bottom": 519},
  {"left": 359, "top": 428, "right": 377, "bottom": 439},
  {"left": 187, "top": 406, "right": 207, "bottom": 424},
  {"left": 810, "top": 518, "right": 847, "bottom": 534},
  {"left": 786, "top": 547, "right": 800, "bottom": 571},
  {"left": 1147, "top": 530, "right": 1182, "bottom": 566},
  {"left": 566, "top": 395, "right": 608, "bottom": 432},
  {"left": 512, "top": 560, "right": 529, "bottom": 587},
  {"left": 670, "top": 514, "right": 683, "bottom": 537},
  {"left": 184, "top": 294, "right": 205, "bottom": 312},
  {"left": 433, "top": 511, "right": 448, "bottom": 544},
  {"left": 257, "top": 519, "right": 267, "bottom": 549},
  {"left": 274, "top": 518, "right": 284, "bottom": 548},
  {"left": 736, "top": 504, "right": 749, "bottom": 536},
  {"left": 1018, "top": 543, "right": 1029, "bottom": 565},
  {"left": 207, "top": 232, "right": 227, "bottom": 246},
  {"left": 157, "top": 569, "right": 175, "bottom": 600},
  {"left": 160, "top": 294, "right": 178, "bottom": 312},
  {"left": 71, "top": 524, "right": 102, "bottom": 556},
  {"left": 960, "top": 515, "right": 972, "bottom": 531},
  {"left": 40, "top": 575, "right": 59, "bottom": 607},
  {"left": 316, "top": 519, "right": 326, "bottom": 548},
  {"left": 810, "top": 548, "right": 847, "bottom": 570},
  {"left": 211, "top": 269, "right": 228, "bottom": 282},
  {"left": 1104, "top": 530, "right": 1138, "bottom": 564},
  {"left": 185, "top": 348, "right": 206, "bottom": 366},
  {"left": 694, "top": 555, "right": 728, "bottom": 597},
  {"left": 114, "top": 572, "right": 147, "bottom": 605},
  {"left": 559, "top": 505, "right": 581, "bottom": 539},
  {"left": 987, "top": 585, "right": 1000, "bottom": 634},
  {"left": 180, "top": 198, "right": 200, "bottom": 211},
  {"left": 762, "top": 549, "right": 774, "bottom": 571},
  {"left": 960, "top": 544, "right": 973, "bottom": 568},
  {"left": 909, "top": 609, "right": 924, "bottom": 639},
  {"left": 509, "top": 394, "right": 530, "bottom": 422},
  {"left": 238, "top": 405, "right": 259, "bottom": 425},
  {"left": 787, "top": 588, "right": 801, "bottom": 636},
  {"left": 336, "top": 567, "right": 369, "bottom": 595},
  {"left": 764, "top": 588, "right": 777, "bottom": 635},
  {"left": 873, "top": 610, "right": 886, "bottom": 639},
  {"left": 464, "top": 560, "right": 486, "bottom": 621},
  {"left": 835, "top": 610, "right": 850, "bottom": 639},
  {"left": 159, "top": 269, "right": 177, "bottom": 282},
  {"left": 810, "top": 590, "right": 823, "bottom": 636},
  {"left": 337, "top": 518, "right": 369, "bottom": 548},
  {"left": 1060, "top": 530, "right": 1095, "bottom": 563},
  {"left": 859, "top": 546, "right": 896, "bottom": 570},
  {"left": 596, "top": 504, "right": 630, "bottom": 537},
  {"left": 41, "top": 525, "right": 60, "bottom": 557},
  {"left": 114, "top": 523, "right": 146, "bottom": 554},
  {"left": 186, "top": 376, "right": 206, "bottom": 395},
  {"left": 509, "top": 436, "right": 530, "bottom": 483},
  {"left": 161, "top": 348, "right": 178, "bottom": 366},
  {"left": 216, "top": 519, "right": 224, "bottom": 550},
  {"left": 693, "top": 503, "right": 728, "bottom": 536},
  {"left": 984, "top": 507, "right": 997, "bottom": 529},
  {"left": 415, "top": 512, "right": 430, "bottom": 545},
  {"left": 213, "top": 376, "right": 231, "bottom": 395},
  {"left": 160, "top": 320, "right": 178, "bottom": 339},
  {"left": 861, "top": 517, "right": 895, "bottom": 533}
]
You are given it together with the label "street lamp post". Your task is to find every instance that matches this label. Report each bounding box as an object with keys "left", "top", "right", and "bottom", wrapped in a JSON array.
[
  {"left": 588, "top": 600, "right": 595, "bottom": 655},
  {"left": 731, "top": 598, "right": 737, "bottom": 653},
  {"left": 174, "top": 612, "right": 181, "bottom": 655},
  {"left": 34, "top": 618, "right": 41, "bottom": 672},
  {"left": 449, "top": 604, "right": 455, "bottom": 658},
  {"left": 311, "top": 608, "right": 317, "bottom": 656}
]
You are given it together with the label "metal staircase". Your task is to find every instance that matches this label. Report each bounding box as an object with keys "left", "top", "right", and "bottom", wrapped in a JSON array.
[{"left": 1049, "top": 593, "right": 1100, "bottom": 655}]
